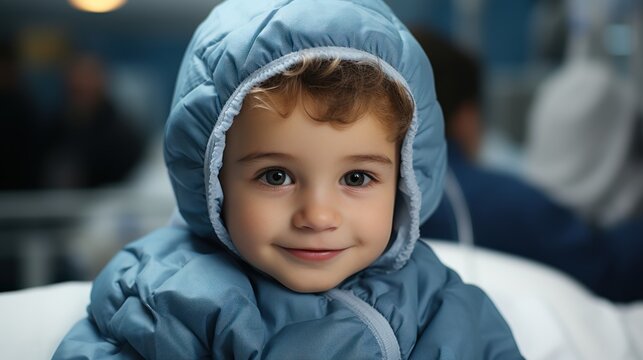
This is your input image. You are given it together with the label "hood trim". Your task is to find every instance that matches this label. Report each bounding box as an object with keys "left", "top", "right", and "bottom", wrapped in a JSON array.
[{"left": 205, "top": 46, "right": 420, "bottom": 270}]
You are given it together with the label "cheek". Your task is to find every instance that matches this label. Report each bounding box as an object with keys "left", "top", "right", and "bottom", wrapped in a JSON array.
[
  {"left": 224, "top": 190, "right": 287, "bottom": 245},
  {"left": 349, "top": 191, "right": 396, "bottom": 247}
]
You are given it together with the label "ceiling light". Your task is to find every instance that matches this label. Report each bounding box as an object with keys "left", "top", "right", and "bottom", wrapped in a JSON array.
[{"left": 68, "top": 0, "right": 128, "bottom": 13}]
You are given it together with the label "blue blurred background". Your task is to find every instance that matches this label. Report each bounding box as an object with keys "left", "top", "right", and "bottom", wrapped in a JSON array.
[{"left": 0, "top": 0, "right": 641, "bottom": 291}]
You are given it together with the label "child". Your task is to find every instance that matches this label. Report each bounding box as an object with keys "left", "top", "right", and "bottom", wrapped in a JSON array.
[{"left": 54, "top": 0, "right": 522, "bottom": 358}]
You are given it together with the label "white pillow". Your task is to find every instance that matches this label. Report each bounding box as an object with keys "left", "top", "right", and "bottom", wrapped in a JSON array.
[{"left": 0, "top": 281, "right": 91, "bottom": 359}]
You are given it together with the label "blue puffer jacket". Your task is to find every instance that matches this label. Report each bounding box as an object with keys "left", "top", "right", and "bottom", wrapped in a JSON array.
[{"left": 53, "top": 0, "right": 522, "bottom": 358}]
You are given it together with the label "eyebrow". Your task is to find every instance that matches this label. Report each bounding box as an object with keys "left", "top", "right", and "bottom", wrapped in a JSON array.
[
  {"left": 237, "top": 152, "right": 295, "bottom": 163},
  {"left": 346, "top": 154, "right": 394, "bottom": 166},
  {"left": 236, "top": 152, "right": 393, "bottom": 166}
]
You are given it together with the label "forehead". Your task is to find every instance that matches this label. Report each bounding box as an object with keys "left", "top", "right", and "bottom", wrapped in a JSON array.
[{"left": 225, "top": 99, "right": 397, "bottom": 163}]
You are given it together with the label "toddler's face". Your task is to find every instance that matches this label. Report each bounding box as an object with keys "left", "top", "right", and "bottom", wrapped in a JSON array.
[{"left": 220, "top": 99, "right": 398, "bottom": 293}]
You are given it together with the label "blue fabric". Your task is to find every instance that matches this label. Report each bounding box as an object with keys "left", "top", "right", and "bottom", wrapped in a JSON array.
[
  {"left": 421, "top": 142, "right": 643, "bottom": 302},
  {"left": 53, "top": 0, "right": 522, "bottom": 358},
  {"left": 55, "top": 228, "right": 521, "bottom": 359}
]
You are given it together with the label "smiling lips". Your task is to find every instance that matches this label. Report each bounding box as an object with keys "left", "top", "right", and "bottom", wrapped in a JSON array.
[{"left": 281, "top": 247, "right": 345, "bottom": 261}]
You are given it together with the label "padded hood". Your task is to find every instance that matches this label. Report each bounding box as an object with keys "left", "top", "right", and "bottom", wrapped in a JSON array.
[{"left": 164, "top": 0, "right": 446, "bottom": 271}]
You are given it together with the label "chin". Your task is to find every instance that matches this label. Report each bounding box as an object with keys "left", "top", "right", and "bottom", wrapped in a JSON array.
[{"left": 281, "top": 278, "right": 341, "bottom": 294}]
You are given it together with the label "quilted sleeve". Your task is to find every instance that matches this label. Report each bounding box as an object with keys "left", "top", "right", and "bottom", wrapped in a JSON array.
[
  {"left": 52, "top": 317, "right": 143, "bottom": 359},
  {"left": 410, "top": 268, "right": 524, "bottom": 360},
  {"left": 52, "top": 227, "right": 264, "bottom": 359}
]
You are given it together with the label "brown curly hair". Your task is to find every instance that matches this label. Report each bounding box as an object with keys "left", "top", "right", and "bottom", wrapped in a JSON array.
[{"left": 247, "top": 57, "right": 413, "bottom": 143}]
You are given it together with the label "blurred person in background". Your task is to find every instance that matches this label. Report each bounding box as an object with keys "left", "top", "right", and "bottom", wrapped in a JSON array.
[
  {"left": 524, "top": 0, "right": 642, "bottom": 227},
  {"left": 41, "top": 52, "right": 146, "bottom": 189},
  {"left": 415, "top": 29, "right": 643, "bottom": 302},
  {"left": 524, "top": 59, "right": 642, "bottom": 226},
  {"left": 0, "top": 37, "right": 44, "bottom": 190}
]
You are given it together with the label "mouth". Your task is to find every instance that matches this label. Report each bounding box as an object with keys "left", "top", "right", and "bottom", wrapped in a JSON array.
[{"left": 279, "top": 247, "right": 345, "bottom": 261}]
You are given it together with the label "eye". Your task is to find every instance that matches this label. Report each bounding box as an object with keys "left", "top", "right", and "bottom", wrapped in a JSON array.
[
  {"left": 341, "top": 171, "right": 373, "bottom": 187},
  {"left": 259, "top": 169, "right": 293, "bottom": 186}
]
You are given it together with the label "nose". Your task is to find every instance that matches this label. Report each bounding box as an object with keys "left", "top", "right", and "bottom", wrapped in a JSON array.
[{"left": 292, "top": 192, "right": 342, "bottom": 232}]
